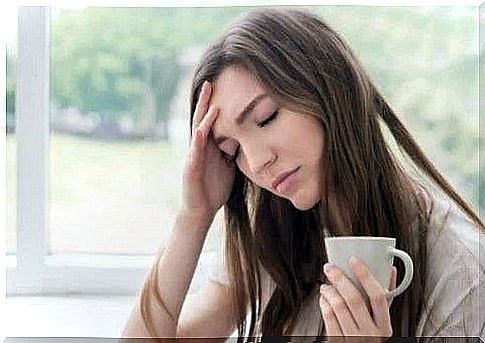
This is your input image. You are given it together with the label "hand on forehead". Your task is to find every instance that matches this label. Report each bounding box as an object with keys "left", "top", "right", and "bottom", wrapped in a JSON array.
[{"left": 209, "top": 66, "right": 266, "bottom": 120}]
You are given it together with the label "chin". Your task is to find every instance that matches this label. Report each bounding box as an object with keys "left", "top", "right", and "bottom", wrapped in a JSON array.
[{"left": 290, "top": 195, "right": 320, "bottom": 211}]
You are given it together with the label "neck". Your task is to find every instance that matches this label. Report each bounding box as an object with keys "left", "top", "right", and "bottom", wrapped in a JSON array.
[{"left": 315, "top": 191, "right": 348, "bottom": 235}]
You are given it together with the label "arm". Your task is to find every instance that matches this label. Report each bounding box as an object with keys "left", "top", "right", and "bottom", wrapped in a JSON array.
[
  {"left": 177, "top": 280, "right": 238, "bottom": 340},
  {"left": 123, "top": 278, "right": 238, "bottom": 340},
  {"left": 123, "top": 80, "right": 238, "bottom": 339},
  {"left": 122, "top": 211, "right": 223, "bottom": 338}
]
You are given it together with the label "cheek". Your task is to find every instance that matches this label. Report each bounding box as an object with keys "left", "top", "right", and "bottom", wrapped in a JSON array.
[
  {"left": 237, "top": 160, "right": 268, "bottom": 188},
  {"left": 237, "top": 160, "right": 254, "bottom": 182}
]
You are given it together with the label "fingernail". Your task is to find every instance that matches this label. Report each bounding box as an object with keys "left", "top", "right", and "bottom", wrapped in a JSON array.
[
  {"left": 349, "top": 256, "right": 360, "bottom": 266},
  {"left": 320, "top": 284, "right": 330, "bottom": 293},
  {"left": 323, "top": 263, "right": 336, "bottom": 274}
]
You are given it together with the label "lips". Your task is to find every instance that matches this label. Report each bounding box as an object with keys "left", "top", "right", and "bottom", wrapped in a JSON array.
[{"left": 272, "top": 167, "right": 300, "bottom": 190}]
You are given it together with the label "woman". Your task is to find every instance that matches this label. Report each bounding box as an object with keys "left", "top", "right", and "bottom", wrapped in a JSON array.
[{"left": 122, "top": 8, "right": 484, "bottom": 341}]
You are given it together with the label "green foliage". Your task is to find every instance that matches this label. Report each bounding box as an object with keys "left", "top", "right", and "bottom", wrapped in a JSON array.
[
  {"left": 6, "top": 50, "right": 15, "bottom": 114},
  {"left": 309, "top": 6, "right": 479, "bottom": 212},
  {"left": 49, "top": 7, "right": 250, "bottom": 122}
]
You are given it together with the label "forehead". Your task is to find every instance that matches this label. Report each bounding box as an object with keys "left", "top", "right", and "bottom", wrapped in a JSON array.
[{"left": 209, "top": 66, "right": 265, "bottom": 115}]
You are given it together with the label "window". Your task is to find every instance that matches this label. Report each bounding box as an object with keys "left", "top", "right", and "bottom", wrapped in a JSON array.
[
  {"left": 7, "top": 6, "right": 235, "bottom": 296},
  {"left": 7, "top": 5, "right": 479, "bottom": 297}
]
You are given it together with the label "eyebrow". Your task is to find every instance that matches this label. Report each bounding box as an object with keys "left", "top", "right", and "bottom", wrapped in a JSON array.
[{"left": 214, "top": 93, "right": 269, "bottom": 146}]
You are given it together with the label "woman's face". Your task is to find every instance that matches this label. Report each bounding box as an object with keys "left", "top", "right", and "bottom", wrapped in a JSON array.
[{"left": 209, "top": 66, "right": 325, "bottom": 211}]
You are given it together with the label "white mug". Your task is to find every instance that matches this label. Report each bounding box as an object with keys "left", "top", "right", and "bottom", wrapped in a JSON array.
[{"left": 324, "top": 236, "right": 413, "bottom": 309}]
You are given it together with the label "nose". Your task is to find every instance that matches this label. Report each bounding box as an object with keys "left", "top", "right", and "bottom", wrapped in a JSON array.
[{"left": 241, "top": 141, "right": 276, "bottom": 176}]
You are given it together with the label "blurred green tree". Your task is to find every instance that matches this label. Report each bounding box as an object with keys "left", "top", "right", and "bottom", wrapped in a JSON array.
[
  {"left": 6, "top": 49, "right": 16, "bottom": 131},
  {"left": 50, "top": 7, "right": 248, "bottom": 138},
  {"left": 311, "top": 6, "right": 479, "bottom": 213}
]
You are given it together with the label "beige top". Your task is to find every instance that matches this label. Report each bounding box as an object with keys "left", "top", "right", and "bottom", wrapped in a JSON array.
[{"left": 209, "top": 196, "right": 484, "bottom": 340}]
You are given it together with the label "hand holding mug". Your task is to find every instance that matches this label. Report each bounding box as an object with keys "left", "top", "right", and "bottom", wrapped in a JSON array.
[
  {"left": 319, "top": 236, "right": 414, "bottom": 341},
  {"left": 319, "top": 257, "right": 397, "bottom": 341}
]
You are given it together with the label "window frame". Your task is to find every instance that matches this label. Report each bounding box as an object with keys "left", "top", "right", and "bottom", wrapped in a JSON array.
[{"left": 7, "top": 6, "right": 218, "bottom": 296}]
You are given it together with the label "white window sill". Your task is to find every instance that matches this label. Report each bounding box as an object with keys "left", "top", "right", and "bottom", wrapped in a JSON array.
[
  {"left": 5, "top": 294, "right": 238, "bottom": 339},
  {"left": 5, "top": 295, "right": 137, "bottom": 338},
  {"left": 7, "top": 250, "right": 220, "bottom": 295}
]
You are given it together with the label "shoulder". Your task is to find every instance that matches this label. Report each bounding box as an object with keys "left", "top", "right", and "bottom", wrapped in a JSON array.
[
  {"left": 423, "top": 192, "right": 484, "bottom": 291},
  {"left": 416, "top": 193, "right": 484, "bottom": 336},
  {"left": 424, "top": 194, "right": 483, "bottom": 272}
]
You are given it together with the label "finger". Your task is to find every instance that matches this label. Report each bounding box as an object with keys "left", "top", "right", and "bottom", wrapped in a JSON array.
[
  {"left": 189, "top": 128, "right": 204, "bottom": 172},
  {"left": 320, "top": 284, "right": 359, "bottom": 336},
  {"left": 388, "top": 266, "right": 397, "bottom": 307},
  {"left": 189, "top": 104, "right": 218, "bottom": 163},
  {"left": 192, "top": 81, "right": 213, "bottom": 135},
  {"left": 196, "top": 105, "right": 219, "bottom": 142},
  {"left": 319, "top": 290, "right": 343, "bottom": 338},
  {"left": 349, "top": 256, "right": 392, "bottom": 333},
  {"left": 188, "top": 106, "right": 221, "bottom": 175},
  {"left": 323, "top": 263, "right": 374, "bottom": 330}
]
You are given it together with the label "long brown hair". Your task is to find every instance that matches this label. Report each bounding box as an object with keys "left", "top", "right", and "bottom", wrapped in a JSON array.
[{"left": 141, "top": 7, "right": 484, "bottom": 340}]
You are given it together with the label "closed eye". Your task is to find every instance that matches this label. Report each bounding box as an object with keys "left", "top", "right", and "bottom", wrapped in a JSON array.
[
  {"left": 257, "top": 110, "right": 278, "bottom": 128},
  {"left": 221, "top": 110, "right": 279, "bottom": 162}
]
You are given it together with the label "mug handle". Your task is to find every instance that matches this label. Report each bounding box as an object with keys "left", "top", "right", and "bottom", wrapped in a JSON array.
[{"left": 388, "top": 247, "right": 414, "bottom": 298}]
